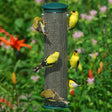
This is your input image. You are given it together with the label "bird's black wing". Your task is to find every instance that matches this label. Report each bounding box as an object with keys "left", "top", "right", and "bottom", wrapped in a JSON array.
[
  {"left": 41, "top": 58, "right": 55, "bottom": 67},
  {"left": 76, "top": 60, "right": 79, "bottom": 72},
  {"left": 36, "top": 21, "right": 43, "bottom": 33},
  {"left": 68, "top": 20, "right": 79, "bottom": 31}
]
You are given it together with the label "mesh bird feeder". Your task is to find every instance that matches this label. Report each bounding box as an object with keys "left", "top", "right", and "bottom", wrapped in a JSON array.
[{"left": 42, "top": 2, "right": 68, "bottom": 109}]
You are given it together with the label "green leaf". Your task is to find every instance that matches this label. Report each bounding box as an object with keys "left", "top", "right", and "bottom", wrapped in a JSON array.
[
  {"left": 14, "top": 60, "right": 21, "bottom": 72},
  {"left": 27, "top": 106, "right": 33, "bottom": 112},
  {"left": 15, "top": 18, "right": 24, "bottom": 28}
]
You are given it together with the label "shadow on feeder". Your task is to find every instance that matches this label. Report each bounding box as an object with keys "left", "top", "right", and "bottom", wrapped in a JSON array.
[
  {"left": 44, "top": 35, "right": 52, "bottom": 45},
  {"left": 44, "top": 57, "right": 61, "bottom": 77}
]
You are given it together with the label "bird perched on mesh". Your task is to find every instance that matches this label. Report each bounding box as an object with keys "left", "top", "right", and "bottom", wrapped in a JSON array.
[
  {"left": 33, "top": 16, "right": 47, "bottom": 35},
  {"left": 68, "top": 11, "right": 79, "bottom": 31},
  {"left": 33, "top": 51, "right": 60, "bottom": 72},
  {"left": 69, "top": 79, "right": 81, "bottom": 90},
  {"left": 70, "top": 50, "right": 80, "bottom": 72},
  {"left": 40, "top": 89, "right": 69, "bottom": 105}
]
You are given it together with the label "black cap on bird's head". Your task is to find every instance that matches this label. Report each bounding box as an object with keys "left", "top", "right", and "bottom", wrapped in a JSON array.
[
  {"left": 74, "top": 50, "right": 79, "bottom": 55},
  {"left": 71, "top": 10, "right": 75, "bottom": 14},
  {"left": 71, "top": 11, "right": 79, "bottom": 16},
  {"left": 69, "top": 79, "right": 77, "bottom": 83},
  {"left": 72, "top": 10, "right": 76, "bottom": 12},
  {"left": 74, "top": 50, "right": 77, "bottom": 53}
]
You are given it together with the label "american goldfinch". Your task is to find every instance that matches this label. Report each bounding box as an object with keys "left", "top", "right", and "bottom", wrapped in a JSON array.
[
  {"left": 68, "top": 11, "right": 79, "bottom": 31},
  {"left": 69, "top": 79, "right": 80, "bottom": 90},
  {"left": 70, "top": 50, "right": 79, "bottom": 71},
  {"left": 33, "top": 51, "right": 60, "bottom": 72},
  {"left": 40, "top": 89, "right": 69, "bottom": 105},
  {"left": 33, "top": 16, "right": 47, "bottom": 35}
]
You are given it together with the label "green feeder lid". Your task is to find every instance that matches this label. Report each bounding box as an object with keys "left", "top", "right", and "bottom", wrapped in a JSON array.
[{"left": 42, "top": 2, "right": 68, "bottom": 12}]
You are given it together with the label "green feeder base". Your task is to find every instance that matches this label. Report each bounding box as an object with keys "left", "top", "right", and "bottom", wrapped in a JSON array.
[{"left": 43, "top": 105, "right": 69, "bottom": 109}]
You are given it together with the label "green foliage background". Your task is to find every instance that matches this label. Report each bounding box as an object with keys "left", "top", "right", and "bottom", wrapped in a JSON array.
[{"left": 0, "top": 0, "right": 112, "bottom": 111}]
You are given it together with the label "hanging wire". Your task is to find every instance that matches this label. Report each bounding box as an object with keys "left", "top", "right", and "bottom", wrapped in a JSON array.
[
  {"left": 41, "top": 0, "right": 45, "bottom": 16},
  {"left": 65, "top": 0, "right": 69, "bottom": 17}
]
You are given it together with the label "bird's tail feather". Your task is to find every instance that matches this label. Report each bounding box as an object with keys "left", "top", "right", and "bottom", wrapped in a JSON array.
[{"left": 33, "top": 65, "right": 42, "bottom": 73}]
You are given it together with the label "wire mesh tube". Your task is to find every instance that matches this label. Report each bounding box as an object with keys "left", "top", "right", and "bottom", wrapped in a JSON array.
[{"left": 43, "top": 11, "right": 68, "bottom": 107}]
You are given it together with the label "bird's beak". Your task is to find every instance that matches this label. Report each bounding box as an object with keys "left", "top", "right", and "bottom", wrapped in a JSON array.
[
  {"left": 74, "top": 52, "right": 76, "bottom": 55},
  {"left": 38, "top": 17, "right": 42, "bottom": 21},
  {"left": 70, "top": 11, "right": 73, "bottom": 14}
]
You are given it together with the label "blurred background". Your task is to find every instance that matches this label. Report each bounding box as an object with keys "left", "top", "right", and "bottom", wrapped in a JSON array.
[{"left": 0, "top": 0, "right": 112, "bottom": 111}]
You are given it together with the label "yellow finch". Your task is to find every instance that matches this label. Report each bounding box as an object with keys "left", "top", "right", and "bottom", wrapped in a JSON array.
[
  {"left": 33, "top": 16, "right": 47, "bottom": 35},
  {"left": 40, "top": 89, "right": 69, "bottom": 105},
  {"left": 69, "top": 79, "right": 80, "bottom": 90},
  {"left": 68, "top": 11, "right": 79, "bottom": 31},
  {"left": 33, "top": 51, "right": 60, "bottom": 72},
  {"left": 70, "top": 50, "right": 79, "bottom": 72}
]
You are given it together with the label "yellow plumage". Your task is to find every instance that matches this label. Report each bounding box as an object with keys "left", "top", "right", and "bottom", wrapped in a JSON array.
[
  {"left": 33, "top": 16, "right": 47, "bottom": 35},
  {"left": 40, "top": 89, "right": 54, "bottom": 98},
  {"left": 40, "top": 89, "right": 69, "bottom": 105},
  {"left": 46, "top": 51, "right": 59, "bottom": 64},
  {"left": 69, "top": 79, "right": 80, "bottom": 90},
  {"left": 68, "top": 11, "right": 79, "bottom": 30},
  {"left": 70, "top": 50, "right": 79, "bottom": 71},
  {"left": 33, "top": 17, "right": 42, "bottom": 29},
  {"left": 33, "top": 51, "right": 60, "bottom": 72},
  {"left": 78, "top": 62, "right": 82, "bottom": 71}
]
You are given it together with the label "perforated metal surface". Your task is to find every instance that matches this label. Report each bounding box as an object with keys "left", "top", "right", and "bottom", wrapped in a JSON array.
[{"left": 43, "top": 12, "right": 68, "bottom": 107}]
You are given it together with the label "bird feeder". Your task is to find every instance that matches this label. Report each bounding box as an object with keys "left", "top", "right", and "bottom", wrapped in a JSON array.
[
  {"left": 42, "top": 2, "right": 68, "bottom": 109},
  {"left": 42, "top": 0, "right": 68, "bottom": 5}
]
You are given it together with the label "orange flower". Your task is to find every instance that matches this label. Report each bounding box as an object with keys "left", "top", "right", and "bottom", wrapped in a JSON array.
[
  {"left": 87, "top": 69, "right": 95, "bottom": 84},
  {"left": 0, "top": 97, "right": 13, "bottom": 109},
  {"left": 100, "top": 62, "right": 103, "bottom": 71},
  {"left": 0, "top": 25, "right": 11, "bottom": 36},
  {"left": 70, "top": 90, "right": 74, "bottom": 96},
  {"left": 97, "top": 61, "right": 103, "bottom": 74},
  {"left": 0, "top": 99, "right": 2, "bottom": 103},
  {"left": 89, "top": 69, "right": 93, "bottom": 78},
  {"left": 0, "top": 25, "right": 32, "bottom": 51},
  {"left": 0, "top": 36, "right": 32, "bottom": 51},
  {"left": 2, "top": 98, "right": 7, "bottom": 103},
  {"left": 12, "top": 72, "right": 16, "bottom": 84},
  {"left": 97, "top": 68, "right": 101, "bottom": 74}
]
